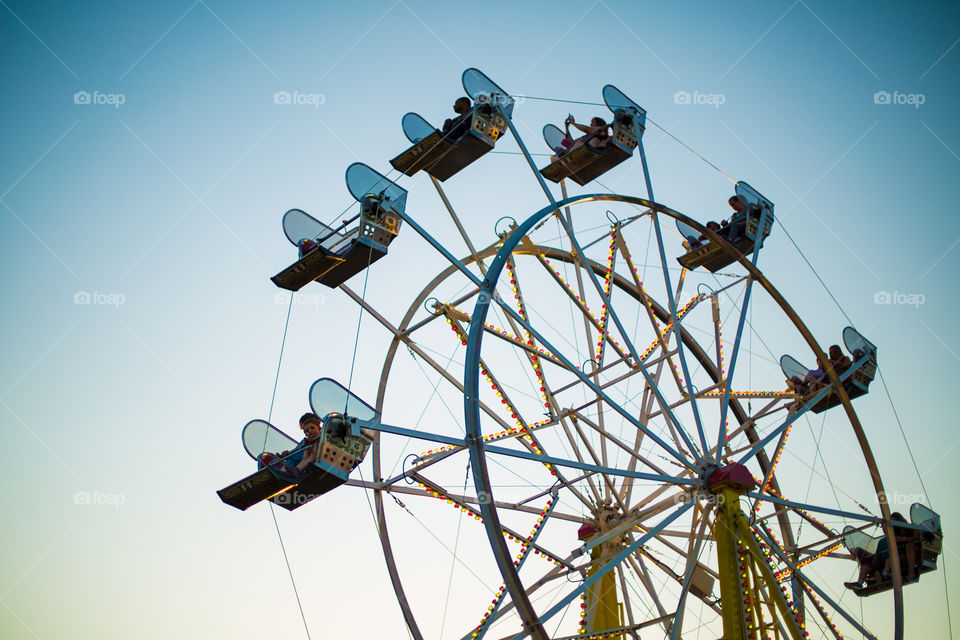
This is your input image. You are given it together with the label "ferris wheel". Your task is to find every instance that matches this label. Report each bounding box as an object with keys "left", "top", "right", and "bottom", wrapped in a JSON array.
[{"left": 218, "top": 68, "right": 944, "bottom": 640}]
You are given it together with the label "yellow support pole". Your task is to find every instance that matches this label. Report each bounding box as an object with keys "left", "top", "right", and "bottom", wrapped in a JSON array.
[
  {"left": 714, "top": 486, "right": 751, "bottom": 640},
  {"left": 710, "top": 463, "right": 805, "bottom": 640},
  {"left": 583, "top": 543, "right": 623, "bottom": 638}
]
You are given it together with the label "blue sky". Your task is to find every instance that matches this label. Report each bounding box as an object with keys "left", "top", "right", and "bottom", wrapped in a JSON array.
[{"left": 1, "top": 1, "right": 958, "bottom": 638}]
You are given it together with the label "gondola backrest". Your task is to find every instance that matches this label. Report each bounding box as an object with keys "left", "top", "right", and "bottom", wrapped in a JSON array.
[
  {"left": 843, "top": 327, "right": 878, "bottom": 383},
  {"left": 841, "top": 525, "right": 881, "bottom": 555}
]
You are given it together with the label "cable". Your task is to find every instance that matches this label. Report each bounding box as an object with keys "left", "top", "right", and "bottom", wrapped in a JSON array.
[
  {"left": 268, "top": 505, "right": 313, "bottom": 640},
  {"left": 264, "top": 293, "right": 312, "bottom": 639},
  {"left": 773, "top": 218, "right": 856, "bottom": 327},
  {"left": 875, "top": 368, "right": 931, "bottom": 506},
  {"left": 345, "top": 241, "right": 375, "bottom": 409},
  {"left": 439, "top": 463, "right": 472, "bottom": 637},
  {"left": 267, "top": 294, "right": 295, "bottom": 423}
]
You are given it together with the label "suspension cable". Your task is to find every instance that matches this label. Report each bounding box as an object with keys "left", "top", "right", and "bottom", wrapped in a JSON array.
[
  {"left": 265, "top": 294, "right": 312, "bottom": 640},
  {"left": 345, "top": 242, "right": 375, "bottom": 410}
]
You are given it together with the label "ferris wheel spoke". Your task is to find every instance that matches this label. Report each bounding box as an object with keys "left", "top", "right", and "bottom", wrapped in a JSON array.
[
  {"left": 625, "top": 554, "right": 675, "bottom": 634},
  {"left": 714, "top": 275, "right": 763, "bottom": 466},
  {"left": 752, "top": 524, "right": 879, "bottom": 640},
  {"left": 567, "top": 410, "right": 674, "bottom": 479},
  {"left": 409, "top": 473, "right": 580, "bottom": 567},
  {"left": 402, "top": 338, "right": 521, "bottom": 434},
  {"left": 644, "top": 209, "right": 714, "bottom": 463},
  {"left": 748, "top": 492, "right": 880, "bottom": 525},
  {"left": 618, "top": 362, "right": 671, "bottom": 506},
  {"left": 471, "top": 301, "right": 699, "bottom": 470},
  {"left": 429, "top": 176, "right": 490, "bottom": 277},
  {"left": 567, "top": 414, "right": 631, "bottom": 513},
  {"left": 552, "top": 208, "right": 648, "bottom": 370},
  {"left": 503, "top": 501, "right": 696, "bottom": 640},
  {"left": 604, "top": 242, "right": 713, "bottom": 466},
  {"left": 517, "top": 239, "right": 634, "bottom": 364},
  {"left": 668, "top": 503, "right": 714, "bottom": 640},
  {"left": 503, "top": 240, "right": 707, "bottom": 470},
  {"left": 734, "top": 382, "right": 839, "bottom": 466},
  {"left": 482, "top": 443, "right": 698, "bottom": 488}
]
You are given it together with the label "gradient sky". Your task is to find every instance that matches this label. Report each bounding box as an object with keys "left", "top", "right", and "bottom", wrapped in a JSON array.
[{"left": 1, "top": 1, "right": 958, "bottom": 638}]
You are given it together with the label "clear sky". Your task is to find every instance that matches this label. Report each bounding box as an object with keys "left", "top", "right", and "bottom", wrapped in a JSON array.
[{"left": 1, "top": 1, "right": 958, "bottom": 638}]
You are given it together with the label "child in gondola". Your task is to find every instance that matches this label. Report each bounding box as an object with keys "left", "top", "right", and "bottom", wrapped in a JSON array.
[{"left": 258, "top": 413, "right": 323, "bottom": 478}]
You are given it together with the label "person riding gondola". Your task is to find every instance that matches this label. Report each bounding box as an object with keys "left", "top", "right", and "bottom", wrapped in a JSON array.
[
  {"left": 828, "top": 344, "right": 852, "bottom": 376},
  {"left": 442, "top": 96, "right": 473, "bottom": 141},
  {"left": 720, "top": 195, "right": 751, "bottom": 243},
  {"left": 845, "top": 512, "right": 924, "bottom": 589},
  {"left": 560, "top": 115, "right": 610, "bottom": 155},
  {"left": 258, "top": 413, "right": 323, "bottom": 479},
  {"left": 885, "top": 512, "right": 923, "bottom": 582},
  {"left": 687, "top": 220, "right": 722, "bottom": 250}
]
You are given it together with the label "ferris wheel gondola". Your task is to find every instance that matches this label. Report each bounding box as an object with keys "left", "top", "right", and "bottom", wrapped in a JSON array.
[
  {"left": 675, "top": 181, "right": 775, "bottom": 272},
  {"left": 539, "top": 85, "right": 645, "bottom": 186},
  {"left": 390, "top": 69, "right": 512, "bottom": 181},
  {"left": 780, "top": 326, "right": 878, "bottom": 414},
  {"left": 841, "top": 503, "right": 943, "bottom": 597},
  {"left": 271, "top": 163, "right": 405, "bottom": 291},
  {"left": 217, "top": 378, "right": 380, "bottom": 511}
]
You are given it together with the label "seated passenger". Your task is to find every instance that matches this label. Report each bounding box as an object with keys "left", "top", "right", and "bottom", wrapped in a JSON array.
[
  {"left": 844, "top": 547, "right": 883, "bottom": 589},
  {"left": 258, "top": 413, "right": 323, "bottom": 479},
  {"left": 828, "top": 344, "right": 852, "bottom": 376},
  {"left": 442, "top": 96, "right": 473, "bottom": 140},
  {"left": 885, "top": 512, "right": 923, "bottom": 581},
  {"left": 791, "top": 367, "right": 825, "bottom": 397},
  {"left": 686, "top": 221, "right": 721, "bottom": 250},
  {"left": 560, "top": 115, "right": 610, "bottom": 155},
  {"left": 720, "top": 196, "right": 747, "bottom": 243}
]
